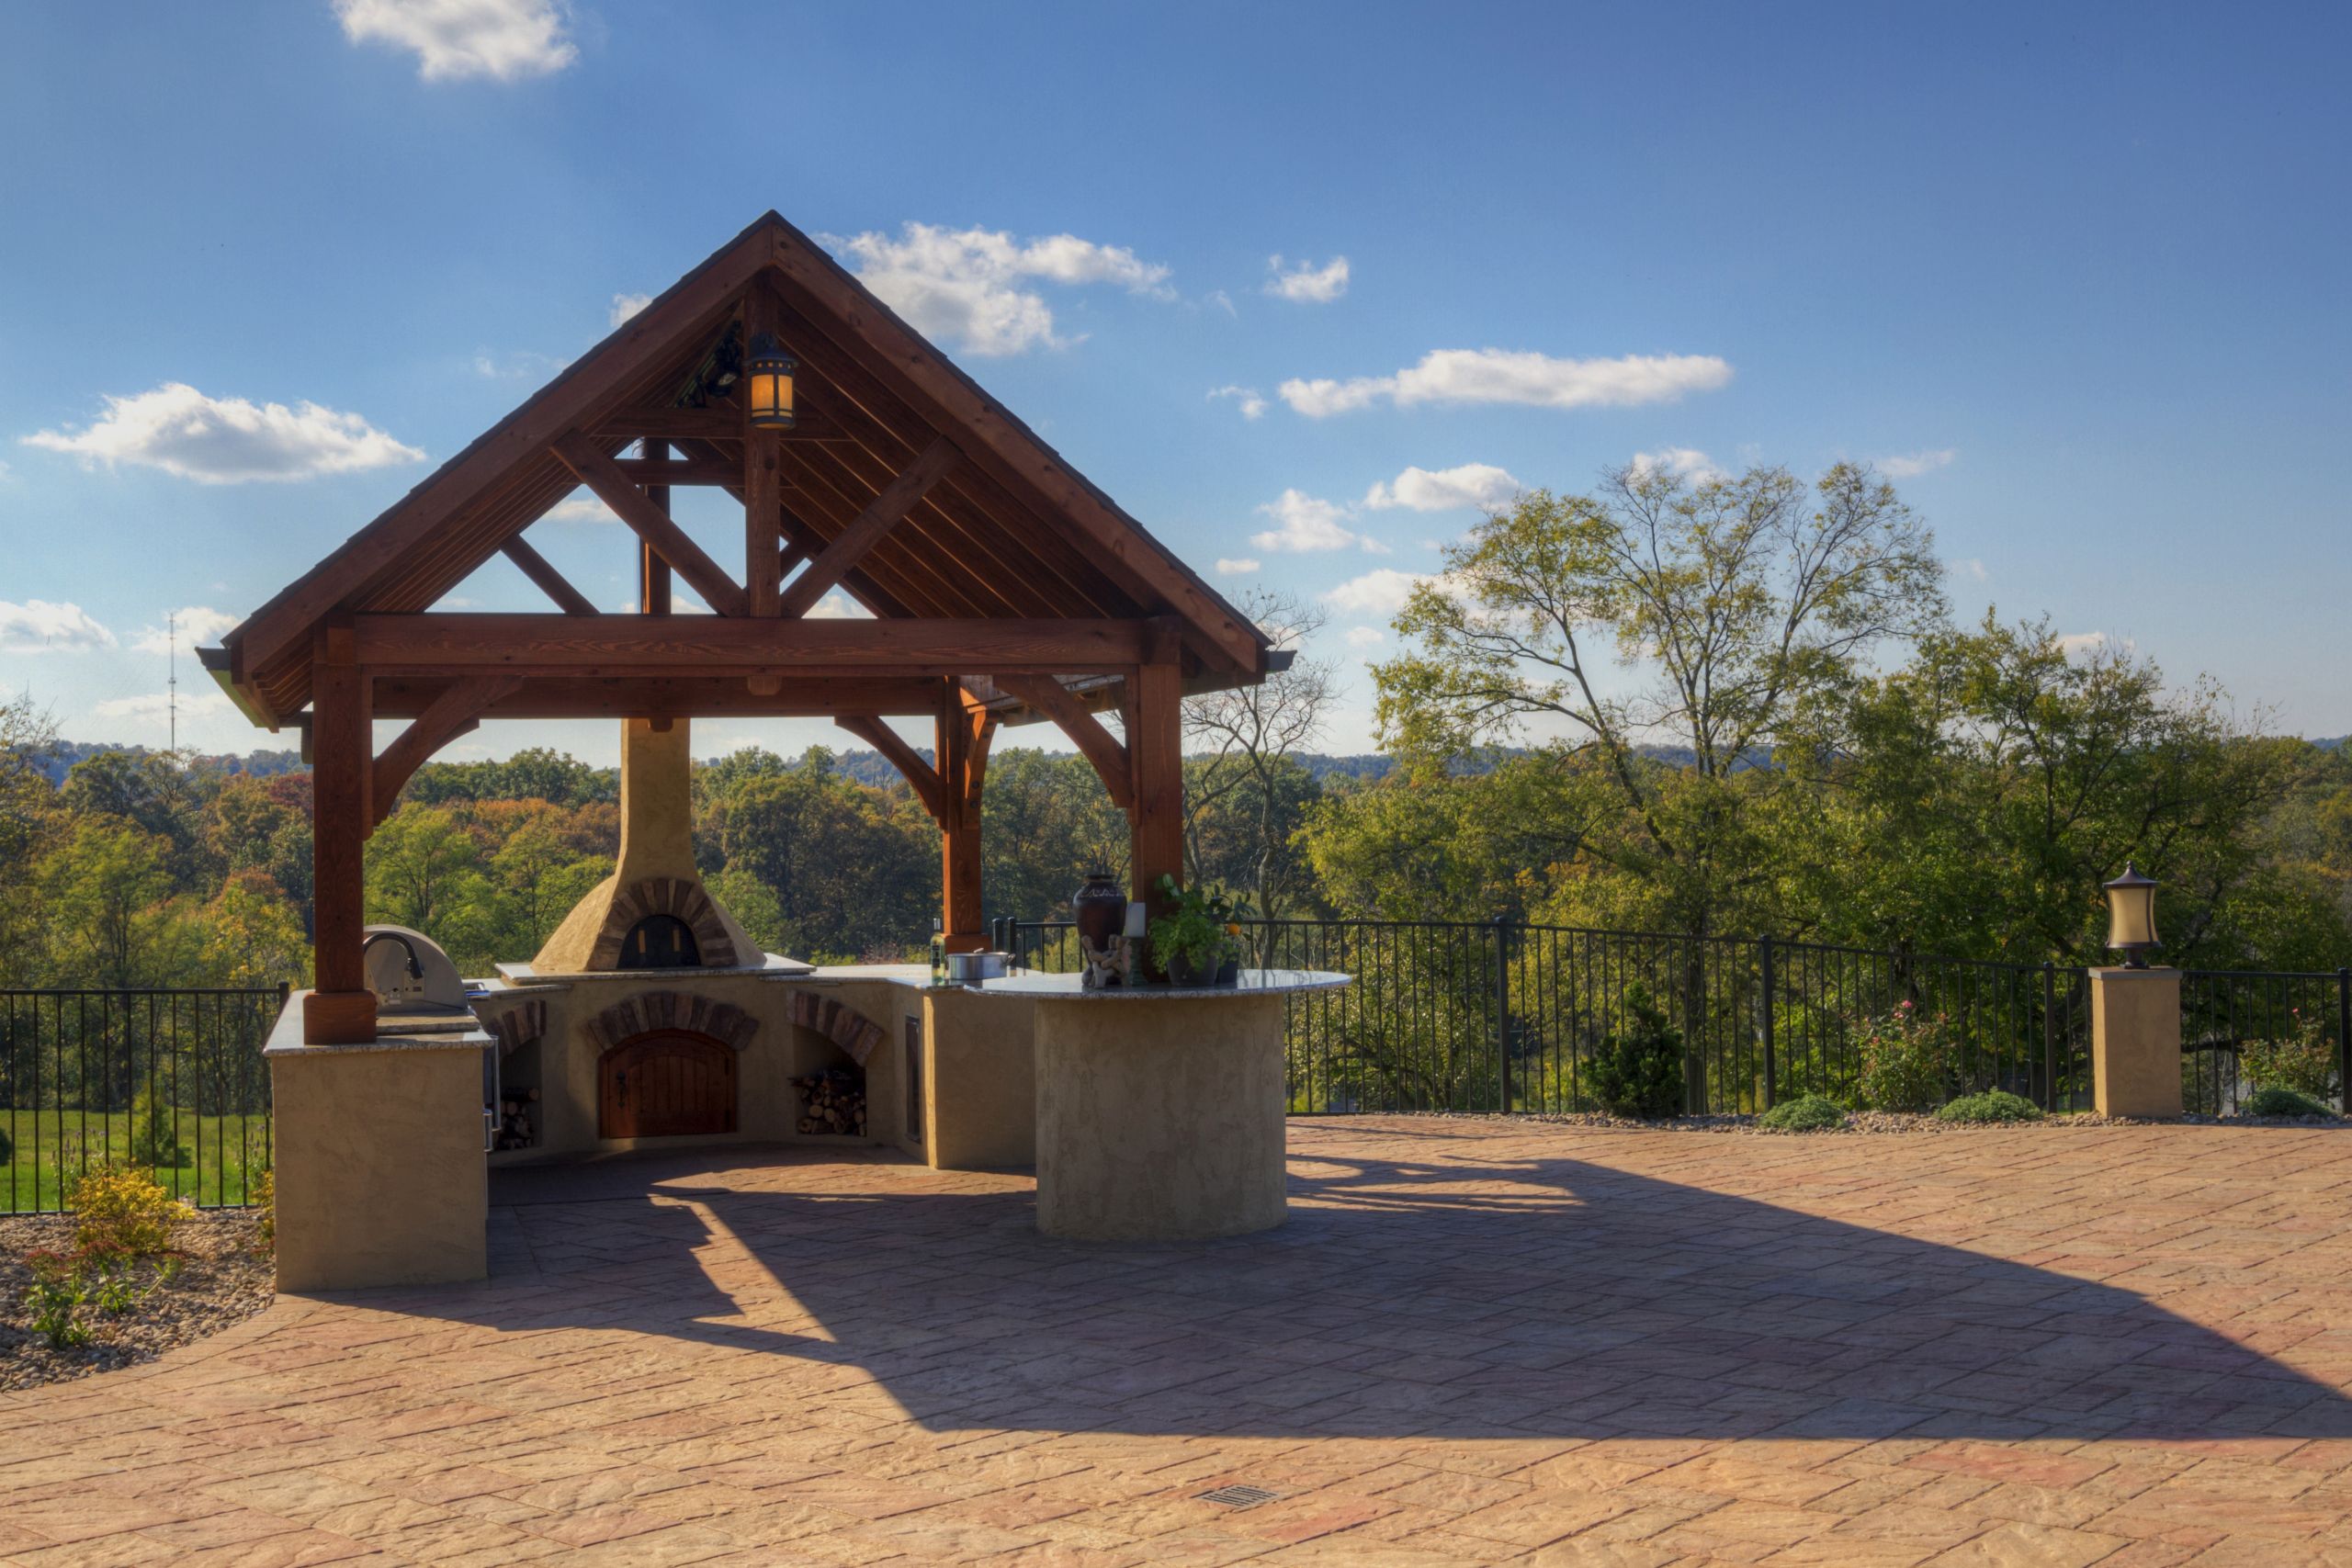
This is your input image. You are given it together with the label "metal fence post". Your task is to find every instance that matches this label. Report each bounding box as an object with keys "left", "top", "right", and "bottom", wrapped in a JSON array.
[
  {"left": 1491, "top": 914, "right": 1513, "bottom": 1113},
  {"left": 2337, "top": 967, "right": 2349, "bottom": 1111},
  {"left": 2041, "top": 962, "right": 2057, "bottom": 1111},
  {"left": 1758, "top": 935, "right": 1776, "bottom": 1111}
]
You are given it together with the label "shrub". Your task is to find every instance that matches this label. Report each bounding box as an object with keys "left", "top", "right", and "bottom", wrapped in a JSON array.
[
  {"left": 1854, "top": 1000, "right": 1960, "bottom": 1112},
  {"left": 0, "top": 1123, "right": 11, "bottom": 1164},
  {"left": 1587, "top": 984, "right": 1686, "bottom": 1120},
  {"left": 2240, "top": 1010, "right": 2339, "bottom": 1102},
  {"left": 68, "top": 1164, "right": 188, "bottom": 1259},
  {"left": 2245, "top": 1086, "right": 2332, "bottom": 1119},
  {"left": 1760, "top": 1093, "right": 1845, "bottom": 1132},
  {"left": 1937, "top": 1089, "right": 2045, "bottom": 1124},
  {"left": 128, "top": 1087, "right": 189, "bottom": 1169}
]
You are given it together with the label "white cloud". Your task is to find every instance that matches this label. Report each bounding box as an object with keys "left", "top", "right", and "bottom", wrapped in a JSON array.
[
  {"left": 806, "top": 592, "right": 872, "bottom": 620},
  {"left": 1628, "top": 446, "right": 1728, "bottom": 484},
  {"left": 2057, "top": 631, "right": 2129, "bottom": 659},
  {"left": 1345, "top": 626, "right": 1385, "bottom": 648},
  {"left": 0, "top": 600, "right": 115, "bottom": 653},
  {"left": 1363, "top": 462, "right": 1521, "bottom": 513},
  {"left": 1250, "top": 489, "right": 1390, "bottom": 555},
  {"left": 130, "top": 606, "right": 241, "bottom": 654},
  {"left": 830, "top": 222, "right": 1174, "bottom": 355},
  {"left": 1207, "top": 385, "right": 1268, "bottom": 421},
  {"left": 1280, "top": 348, "right": 1733, "bottom": 418},
  {"left": 1879, "top": 447, "right": 1958, "bottom": 479},
  {"left": 24, "top": 383, "right": 424, "bottom": 484},
  {"left": 609, "top": 292, "right": 652, "bottom": 328},
  {"left": 1265, "top": 254, "right": 1350, "bottom": 304},
  {"left": 546, "top": 491, "right": 618, "bottom": 523},
  {"left": 1950, "top": 557, "right": 1989, "bottom": 583},
  {"left": 1205, "top": 289, "right": 1236, "bottom": 317},
  {"left": 1214, "top": 558, "right": 1261, "bottom": 576},
  {"left": 94, "top": 689, "right": 231, "bottom": 723},
  {"left": 334, "top": 0, "right": 577, "bottom": 82},
  {"left": 473, "top": 348, "right": 565, "bottom": 379},
  {"left": 1324, "top": 569, "right": 1435, "bottom": 616}
]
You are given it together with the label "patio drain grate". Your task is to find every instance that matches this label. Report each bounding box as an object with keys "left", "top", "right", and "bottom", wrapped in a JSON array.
[{"left": 1197, "top": 1484, "right": 1280, "bottom": 1508}]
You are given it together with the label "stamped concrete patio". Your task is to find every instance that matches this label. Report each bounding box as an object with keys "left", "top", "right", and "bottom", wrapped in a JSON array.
[{"left": 8, "top": 1118, "right": 2352, "bottom": 1566}]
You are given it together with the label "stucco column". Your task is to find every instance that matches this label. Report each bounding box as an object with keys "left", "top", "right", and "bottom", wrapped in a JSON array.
[
  {"left": 2089, "top": 966, "right": 2183, "bottom": 1119},
  {"left": 269, "top": 1001, "right": 490, "bottom": 1292}
]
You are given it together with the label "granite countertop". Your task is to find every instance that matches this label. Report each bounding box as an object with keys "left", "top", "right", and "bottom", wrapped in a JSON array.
[
  {"left": 966, "top": 968, "right": 1352, "bottom": 1001},
  {"left": 264, "top": 990, "right": 495, "bottom": 1056}
]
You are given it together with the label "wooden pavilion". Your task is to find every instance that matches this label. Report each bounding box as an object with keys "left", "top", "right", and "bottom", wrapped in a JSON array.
[{"left": 207, "top": 211, "right": 1276, "bottom": 1044}]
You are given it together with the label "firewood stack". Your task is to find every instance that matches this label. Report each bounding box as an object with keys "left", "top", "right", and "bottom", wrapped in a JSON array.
[{"left": 794, "top": 1067, "right": 866, "bottom": 1136}]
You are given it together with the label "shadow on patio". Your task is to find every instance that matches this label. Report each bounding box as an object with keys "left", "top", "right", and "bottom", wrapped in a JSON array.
[{"left": 355, "top": 1133, "right": 2352, "bottom": 1446}]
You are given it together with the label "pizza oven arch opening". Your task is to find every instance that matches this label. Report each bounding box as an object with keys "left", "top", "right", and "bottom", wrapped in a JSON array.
[{"left": 618, "top": 913, "right": 701, "bottom": 971}]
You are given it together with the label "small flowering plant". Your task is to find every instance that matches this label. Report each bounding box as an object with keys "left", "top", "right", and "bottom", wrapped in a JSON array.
[
  {"left": 1148, "top": 874, "right": 1253, "bottom": 982},
  {"left": 1854, "top": 998, "right": 1961, "bottom": 1112}
]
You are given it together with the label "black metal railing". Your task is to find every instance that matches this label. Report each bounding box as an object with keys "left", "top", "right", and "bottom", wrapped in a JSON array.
[
  {"left": 2180, "top": 968, "right": 2351, "bottom": 1115},
  {"left": 0, "top": 986, "right": 283, "bottom": 1213},
  {"left": 1000, "top": 917, "right": 2094, "bottom": 1117}
]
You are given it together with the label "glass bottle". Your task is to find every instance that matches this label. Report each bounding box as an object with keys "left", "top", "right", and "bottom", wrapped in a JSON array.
[{"left": 929, "top": 918, "right": 947, "bottom": 986}]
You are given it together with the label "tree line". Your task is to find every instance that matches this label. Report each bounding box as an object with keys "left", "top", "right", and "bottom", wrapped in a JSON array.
[{"left": 5, "top": 460, "right": 2351, "bottom": 990}]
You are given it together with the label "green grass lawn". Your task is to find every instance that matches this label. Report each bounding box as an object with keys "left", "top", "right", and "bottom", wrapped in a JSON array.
[{"left": 0, "top": 1110, "right": 271, "bottom": 1213}]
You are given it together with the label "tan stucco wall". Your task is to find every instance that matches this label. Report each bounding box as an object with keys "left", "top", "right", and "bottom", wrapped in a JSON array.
[
  {"left": 922, "top": 989, "right": 1036, "bottom": 1169},
  {"left": 2091, "top": 966, "right": 2183, "bottom": 1118},
  {"left": 532, "top": 718, "right": 755, "bottom": 974},
  {"left": 487, "top": 976, "right": 912, "bottom": 1158},
  {"left": 1034, "top": 993, "right": 1288, "bottom": 1241},
  {"left": 272, "top": 1045, "right": 487, "bottom": 1292}
]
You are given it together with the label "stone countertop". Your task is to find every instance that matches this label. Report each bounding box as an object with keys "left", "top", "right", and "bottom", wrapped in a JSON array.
[
  {"left": 966, "top": 968, "right": 1352, "bottom": 1001},
  {"left": 265, "top": 990, "right": 495, "bottom": 1057}
]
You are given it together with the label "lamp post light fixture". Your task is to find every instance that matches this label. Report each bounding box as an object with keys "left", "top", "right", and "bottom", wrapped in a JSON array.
[
  {"left": 745, "top": 333, "right": 797, "bottom": 429},
  {"left": 2103, "top": 863, "right": 2160, "bottom": 968}
]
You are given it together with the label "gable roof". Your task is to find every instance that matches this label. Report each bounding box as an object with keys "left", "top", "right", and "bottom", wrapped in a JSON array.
[{"left": 216, "top": 211, "right": 1270, "bottom": 726}]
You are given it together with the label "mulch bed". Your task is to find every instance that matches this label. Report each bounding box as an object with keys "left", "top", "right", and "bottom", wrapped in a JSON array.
[{"left": 0, "top": 1210, "right": 273, "bottom": 1391}]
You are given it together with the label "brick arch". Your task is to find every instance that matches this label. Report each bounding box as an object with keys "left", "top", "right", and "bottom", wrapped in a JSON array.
[
  {"left": 582, "top": 990, "right": 759, "bottom": 1055},
  {"left": 587, "top": 877, "right": 739, "bottom": 971}
]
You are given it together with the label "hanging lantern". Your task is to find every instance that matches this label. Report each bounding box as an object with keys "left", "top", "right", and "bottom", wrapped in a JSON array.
[
  {"left": 745, "top": 332, "right": 797, "bottom": 429},
  {"left": 2103, "top": 863, "right": 2160, "bottom": 968}
]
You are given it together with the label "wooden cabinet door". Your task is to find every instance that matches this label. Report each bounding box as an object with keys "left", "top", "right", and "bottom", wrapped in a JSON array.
[{"left": 599, "top": 1031, "right": 738, "bottom": 1140}]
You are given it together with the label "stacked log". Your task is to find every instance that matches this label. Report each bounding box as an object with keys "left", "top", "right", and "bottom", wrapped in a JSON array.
[{"left": 794, "top": 1067, "right": 866, "bottom": 1136}]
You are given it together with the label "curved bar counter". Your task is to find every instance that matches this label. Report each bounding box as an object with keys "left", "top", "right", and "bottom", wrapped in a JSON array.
[{"left": 969, "top": 969, "right": 1351, "bottom": 1242}]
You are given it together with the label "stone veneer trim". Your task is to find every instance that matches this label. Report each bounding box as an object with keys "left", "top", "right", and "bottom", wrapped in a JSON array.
[
  {"left": 586, "top": 877, "right": 741, "bottom": 971},
  {"left": 583, "top": 990, "right": 760, "bottom": 1055}
]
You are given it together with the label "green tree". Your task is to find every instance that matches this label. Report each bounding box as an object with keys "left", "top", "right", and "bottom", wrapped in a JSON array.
[
  {"left": 34, "top": 818, "right": 200, "bottom": 987},
  {"left": 364, "top": 806, "right": 497, "bottom": 968},
  {"left": 1183, "top": 588, "right": 1335, "bottom": 917}
]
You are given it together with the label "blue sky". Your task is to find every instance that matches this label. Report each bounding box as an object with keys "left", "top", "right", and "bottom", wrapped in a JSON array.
[{"left": 2, "top": 2, "right": 2346, "bottom": 763}]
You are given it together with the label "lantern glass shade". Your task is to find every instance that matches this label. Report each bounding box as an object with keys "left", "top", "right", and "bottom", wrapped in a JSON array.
[
  {"left": 2104, "top": 863, "right": 2159, "bottom": 966},
  {"left": 745, "top": 333, "right": 796, "bottom": 429}
]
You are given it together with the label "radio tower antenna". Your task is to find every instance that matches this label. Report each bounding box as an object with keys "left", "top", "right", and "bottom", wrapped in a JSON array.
[{"left": 167, "top": 611, "right": 177, "bottom": 754}]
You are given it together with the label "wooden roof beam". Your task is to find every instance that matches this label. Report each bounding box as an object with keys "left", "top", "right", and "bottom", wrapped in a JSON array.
[
  {"left": 834, "top": 716, "right": 944, "bottom": 820},
  {"left": 350, "top": 613, "right": 1146, "bottom": 674},
  {"left": 369, "top": 674, "right": 524, "bottom": 826},
  {"left": 992, "top": 673, "right": 1135, "bottom": 812},
  {"left": 499, "top": 536, "right": 599, "bottom": 616},
  {"left": 551, "top": 432, "right": 750, "bottom": 616},
  {"left": 779, "top": 436, "right": 959, "bottom": 618},
  {"left": 591, "top": 407, "right": 844, "bottom": 442}
]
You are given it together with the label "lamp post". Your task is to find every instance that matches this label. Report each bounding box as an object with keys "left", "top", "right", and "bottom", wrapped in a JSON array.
[
  {"left": 2103, "top": 863, "right": 2159, "bottom": 969},
  {"left": 745, "top": 333, "right": 797, "bottom": 429}
]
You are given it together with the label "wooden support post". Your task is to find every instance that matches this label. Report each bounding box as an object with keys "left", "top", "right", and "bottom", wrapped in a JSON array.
[
  {"left": 305, "top": 631, "right": 376, "bottom": 1043},
  {"left": 937, "top": 682, "right": 991, "bottom": 953},
  {"left": 639, "top": 441, "right": 672, "bottom": 615},
  {"left": 1128, "top": 659, "right": 1184, "bottom": 926},
  {"left": 743, "top": 285, "right": 785, "bottom": 618}
]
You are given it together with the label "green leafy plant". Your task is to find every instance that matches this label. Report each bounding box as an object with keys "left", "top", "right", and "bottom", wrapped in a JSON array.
[
  {"left": 2240, "top": 1010, "right": 2339, "bottom": 1102},
  {"left": 1760, "top": 1093, "right": 1846, "bottom": 1132},
  {"left": 1936, "top": 1089, "right": 2044, "bottom": 1124},
  {"left": 1854, "top": 1000, "right": 1960, "bottom": 1112},
  {"left": 1147, "top": 874, "right": 1252, "bottom": 980},
  {"left": 128, "top": 1086, "right": 190, "bottom": 1169},
  {"left": 2245, "top": 1085, "right": 2332, "bottom": 1119},
  {"left": 21, "top": 1251, "right": 91, "bottom": 1350},
  {"left": 68, "top": 1164, "right": 188, "bottom": 1259},
  {"left": 1586, "top": 984, "right": 1686, "bottom": 1120}
]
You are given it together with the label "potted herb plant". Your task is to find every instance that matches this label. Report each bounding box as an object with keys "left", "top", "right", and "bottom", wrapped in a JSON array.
[{"left": 1148, "top": 874, "right": 1251, "bottom": 987}]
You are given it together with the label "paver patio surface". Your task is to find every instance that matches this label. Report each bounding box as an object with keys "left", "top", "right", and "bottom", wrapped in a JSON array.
[{"left": 8, "top": 1117, "right": 2352, "bottom": 1565}]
